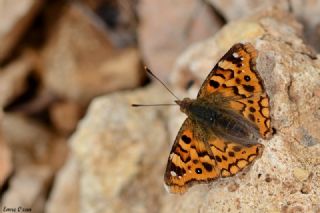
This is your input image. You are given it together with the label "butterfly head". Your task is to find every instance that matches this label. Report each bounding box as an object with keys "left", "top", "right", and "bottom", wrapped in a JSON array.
[{"left": 175, "top": 98, "right": 193, "bottom": 114}]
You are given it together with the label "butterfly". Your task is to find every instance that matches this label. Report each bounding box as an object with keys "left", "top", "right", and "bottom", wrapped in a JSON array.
[{"left": 164, "top": 43, "right": 272, "bottom": 194}]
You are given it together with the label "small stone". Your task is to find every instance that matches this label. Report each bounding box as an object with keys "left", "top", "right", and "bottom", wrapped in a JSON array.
[{"left": 293, "top": 167, "right": 309, "bottom": 181}]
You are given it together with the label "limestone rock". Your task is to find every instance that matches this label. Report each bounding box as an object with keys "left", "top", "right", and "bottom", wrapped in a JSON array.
[
  {"left": 0, "top": 128, "right": 12, "bottom": 188},
  {"left": 1, "top": 165, "right": 52, "bottom": 213},
  {"left": 165, "top": 7, "right": 320, "bottom": 213},
  {"left": 208, "top": 0, "right": 320, "bottom": 52},
  {"left": 0, "top": 0, "right": 42, "bottom": 61},
  {"left": 42, "top": 2, "right": 143, "bottom": 105},
  {"left": 71, "top": 84, "right": 172, "bottom": 213},
  {"left": 49, "top": 100, "right": 83, "bottom": 135},
  {"left": 0, "top": 54, "right": 35, "bottom": 107},
  {"left": 45, "top": 157, "right": 79, "bottom": 213},
  {"left": 137, "top": 0, "right": 223, "bottom": 82},
  {"left": 56, "top": 6, "right": 320, "bottom": 213}
]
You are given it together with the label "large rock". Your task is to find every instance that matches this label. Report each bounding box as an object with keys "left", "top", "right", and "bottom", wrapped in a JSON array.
[
  {"left": 57, "top": 7, "right": 319, "bottom": 213},
  {"left": 165, "top": 7, "right": 319, "bottom": 213},
  {"left": 42, "top": 2, "right": 143, "bottom": 105},
  {"left": 208, "top": 0, "right": 320, "bottom": 52},
  {"left": 70, "top": 84, "right": 172, "bottom": 213},
  {"left": 45, "top": 157, "right": 79, "bottom": 213},
  {"left": 137, "top": 0, "right": 223, "bottom": 82},
  {"left": 0, "top": 0, "right": 42, "bottom": 61},
  {"left": 0, "top": 127, "right": 12, "bottom": 188}
]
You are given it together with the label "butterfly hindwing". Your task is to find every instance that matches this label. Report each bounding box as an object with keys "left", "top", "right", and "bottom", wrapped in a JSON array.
[
  {"left": 197, "top": 43, "right": 271, "bottom": 138},
  {"left": 208, "top": 137, "right": 264, "bottom": 177},
  {"left": 164, "top": 118, "right": 220, "bottom": 194}
]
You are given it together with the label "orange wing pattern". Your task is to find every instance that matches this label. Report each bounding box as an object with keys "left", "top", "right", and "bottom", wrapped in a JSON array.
[
  {"left": 197, "top": 43, "right": 271, "bottom": 138},
  {"left": 164, "top": 118, "right": 263, "bottom": 194},
  {"left": 164, "top": 119, "right": 219, "bottom": 194}
]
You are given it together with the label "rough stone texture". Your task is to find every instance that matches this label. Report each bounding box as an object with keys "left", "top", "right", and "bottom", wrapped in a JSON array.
[
  {"left": 71, "top": 84, "right": 172, "bottom": 213},
  {"left": 1, "top": 114, "right": 68, "bottom": 170},
  {"left": 53, "top": 6, "right": 320, "bottom": 213},
  {"left": 207, "top": 0, "right": 289, "bottom": 21},
  {"left": 1, "top": 165, "right": 52, "bottom": 213},
  {"left": 0, "top": 54, "right": 35, "bottom": 107},
  {"left": 49, "top": 100, "right": 83, "bottom": 135},
  {"left": 42, "top": 2, "right": 143, "bottom": 105},
  {"left": 165, "top": 8, "right": 320, "bottom": 213},
  {"left": 45, "top": 157, "right": 79, "bottom": 213},
  {"left": 137, "top": 0, "right": 223, "bottom": 82},
  {"left": 0, "top": 127, "right": 12, "bottom": 188},
  {"left": 0, "top": 0, "right": 42, "bottom": 61},
  {"left": 208, "top": 0, "right": 320, "bottom": 52}
]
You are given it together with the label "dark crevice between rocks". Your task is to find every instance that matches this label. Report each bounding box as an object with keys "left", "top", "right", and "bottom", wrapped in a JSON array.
[
  {"left": 0, "top": 170, "right": 15, "bottom": 202},
  {"left": 44, "top": 175, "right": 55, "bottom": 201},
  {"left": 0, "top": 0, "right": 68, "bottom": 68},
  {"left": 3, "top": 70, "right": 52, "bottom": 126},
  {"left": 94, "top": 0, "right": 138, "bottom": 47},
  {"left": 203, "top": 0, "right": 227, "bottom": 26},
  {"left": 4, "top": 71, "right": 41, "bottom": 112}
]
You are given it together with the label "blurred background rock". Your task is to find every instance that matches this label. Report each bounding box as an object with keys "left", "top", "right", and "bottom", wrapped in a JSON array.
[{"left": 0, "top": 0, "right": 319, "bottom": 213}]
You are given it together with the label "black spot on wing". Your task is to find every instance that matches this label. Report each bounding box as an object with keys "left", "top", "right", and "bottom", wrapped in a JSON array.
[
  {"left": 202, "top": 162, "right": 213, "bottom": 172},
  {"left": 181, "top": 135, "right": 191, "bottom": 144},
  {"left": 243, "top": 85, "right": 255, "bottom": 92}
]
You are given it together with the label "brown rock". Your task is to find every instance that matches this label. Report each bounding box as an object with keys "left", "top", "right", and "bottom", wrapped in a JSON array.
[
  {"left": 42, "top": 2, "right": 143, "bottom": 105},
  {"left": 70, "top": 84, "right": 172, "bottom": 212},
  {"left": 0, "top": 54, "right": 35, "bottom": 107},
  {"left": 208, "top": 0, "right": 320, "bottom": 52},
  {"left": 49, "top": 100, "right": 83, "bottom": 135},
  {"left": 1, "top": 113, "right": 68, "bottom": 171},
  {"left": 207, "top": 0, "right": 289, "bottom": 21},
  {"left": 45, "top": 157, "right": 79, "bottom": 213},
  {"left": 1, "top": 165, "right": 52, "bottom": 213},
  {"left": 0, "top": 0, "right": 43, "bottom": 61},
  {"left": 137, "top": 0, "right": 223, "bottom": 82},
  {"left": 0, "top": 128, "right": 12, "bottom": 188}
]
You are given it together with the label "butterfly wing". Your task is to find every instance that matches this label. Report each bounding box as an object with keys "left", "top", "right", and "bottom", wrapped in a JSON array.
[
  {"left": 208, "top": 137, "right": 264, "bottom": 178},
  {"left": 197, "top": 43, "right": 271, "bottom": 138},
  {"left": 164, "top": 118, "right": 264, "bottom": 194},
  {"left": 164, "top": 118, "right": 220, "bottom": 194}
]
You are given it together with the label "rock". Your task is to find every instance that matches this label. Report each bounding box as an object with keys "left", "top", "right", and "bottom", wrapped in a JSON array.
[
  {"left": 1, "top": 113, "right": 68, "bottom": 172},
  {"left": 81, "top": 0, "right": 137, "bottom": 46},
  {"left": 293, "top": 167, "right": 310, "bottom": 181},
  {"left": 45, "top": 157, "right": 79, "bottom": 213},
  {"left": 0, "top": 0, "right": 43, "bottom": 61},
  {"left": 49, "top": 100, "right": 83, "bottom": 135},
  {"left": 137, "top": 0, "right": 223, "bottom": 82},
  {"left": 71, "top": 84, "right": 172, "bottom": 213},
  {"left": 208, "top": 0, "right": 320, "bottom": 52},
  {"left": 42, "top": 2, "right": 143, "bottom": 105},
  {"left": 1, "top": 165, "right": 52, "bottom": 213},
  {"left": 0, "top": 128, "right": 12, "bottom": 188},
  {"left": 207, "top": 0, "right": 289, "bottom": 21},
  {"left": 0, "top": 54, "right": 35, "bottom": 107},
  {"left": 164, "top": 7, "right": 320, "bottom": 213}
]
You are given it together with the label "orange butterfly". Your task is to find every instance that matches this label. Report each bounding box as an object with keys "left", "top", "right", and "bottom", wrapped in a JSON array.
[{"left": 163, "top": 43, "right": 272, "bottom": 194}]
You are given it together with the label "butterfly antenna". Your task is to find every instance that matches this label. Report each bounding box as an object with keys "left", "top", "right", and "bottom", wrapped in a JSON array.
[
  {"left": 145, "top": 66, "right": 180, "bottom": 100},
  {"left": 131, "top": 103, "right": 176, "bottom": 107}
]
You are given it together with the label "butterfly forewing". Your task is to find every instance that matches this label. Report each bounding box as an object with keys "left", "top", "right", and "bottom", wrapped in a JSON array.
[{"left": 197, "top": 43, "right": 271, "bottom": 138}]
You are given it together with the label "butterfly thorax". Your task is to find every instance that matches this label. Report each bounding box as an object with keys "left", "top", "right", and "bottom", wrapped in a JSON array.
[{"left": 176, "top": 98, "right": 260, "bottom": 145}]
